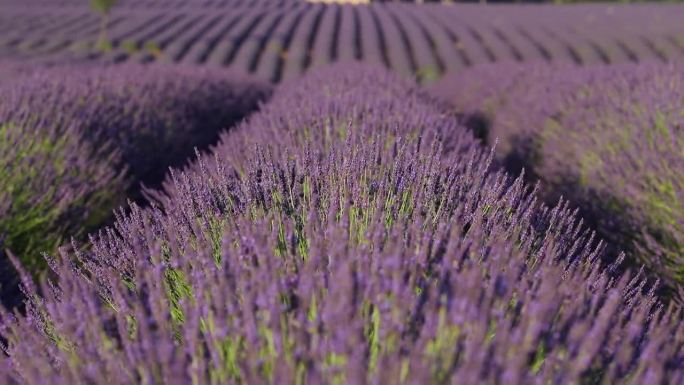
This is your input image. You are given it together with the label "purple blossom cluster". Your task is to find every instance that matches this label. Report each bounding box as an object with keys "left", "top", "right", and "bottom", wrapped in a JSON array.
[
  {"left": 2, "top": 64, "right": 682, "bottom": 384},
  {"left": 0, "top": 61, "right": 270, "bottom": 306},
  {"left": 430, "top": 63, "right": 684, "bottom": 301}
]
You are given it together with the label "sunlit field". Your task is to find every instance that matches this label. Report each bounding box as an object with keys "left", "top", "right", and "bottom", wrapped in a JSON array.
[{"left": 1, "top": 0, "right": 684, "bottom": 383}]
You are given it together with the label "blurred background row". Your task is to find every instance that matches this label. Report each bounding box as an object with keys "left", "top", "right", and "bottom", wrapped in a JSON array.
[{"left": 1, "top": 0, "right": 683, "bottom": 83}]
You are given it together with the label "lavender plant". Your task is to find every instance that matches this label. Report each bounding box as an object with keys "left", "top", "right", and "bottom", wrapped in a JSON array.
[
  {"left": 0, "top": 119, "right": 124, "bottom": 306},
  {"left": 2, "top": 65, "right": 682, "bottom": 384},
  {"left": 1, "top": 63, "right": 271, "bottom": 194},
  {"left": 160, "top": 62, "right": 476, "bottom": 186},
  {"left": 427, "top": 63, "right": 581, "bottom": 175},
  {"left": 537, "top": 64, "right": 684, "bottom": 300},
  {"left": 0, "top": 60, "right": 37, "bottom": 83},
  {"left": 430, "top": 63, "right": 684, "bottom": 301},
  {"left": 0, "top": 62, "right": 270, "bottom": 298}
]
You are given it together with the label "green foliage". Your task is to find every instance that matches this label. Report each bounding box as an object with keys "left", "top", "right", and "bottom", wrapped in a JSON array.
[
  {"left": 143, "top": 41, "right": 163, "bottom": 58},
  {"left": 164, "top": 267, "right": 193, "bottom": 326},
  {"left": 90, "top": 0, "right": 117, "bottom": 15},
  {"left": 0, "top": 123, "right": 77, "bottom": 271},
  {"left": 90, "top": 0, "right": 117, "bottom": 53},
  {"left": 417, "top": 66, "right": 440, "bottom": 84},
  {"left": 425, "top": 306, "right": 461, "bottom": 383},
  {"left": 538, "top": 77, "right": 684, "bottom": 297},
  {"left": 94, "top": 39, "right": 113, "bottom": 53},
  {"left": 0, "top": 122, "right": 120, "bottom": 273},
  {"left": 121, "top": 40, "right": 137, "bottom": 54}
]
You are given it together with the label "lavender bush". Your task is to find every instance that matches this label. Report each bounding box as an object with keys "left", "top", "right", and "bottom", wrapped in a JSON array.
[
  {"left": 0, "top": 62, "right": 270, "bottom": 306},
  {"left": 0, "top": 118, "right": 124, "bottom": 267},
  {"left": 538, "top": 65, "right": 684, "bottom": 300},
  {"left": 427, "top": 63, "right": 580, "bottom": 175},
  {"left": 1, "top": 63, "right": 271, "bottom": 193},
  {"left": 0, "top": 119, "right": 123, "bottom": 308},
  {"left": 2, "top": 65, "right": 682, "bottom": 384},
  {"left": 430, "top": 63, "right": 684, "bottom": 301},
  {"left": 159, "top": 62, "right": 476, "bottom": 187}
]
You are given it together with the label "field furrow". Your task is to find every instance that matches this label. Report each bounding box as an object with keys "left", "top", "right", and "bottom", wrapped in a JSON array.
[
  {"left": 0, "top": 2, "right": 682, "bottom": 81},
  {"left": 254, "top": 5, "right": 307, "bottom": 82},
  {"left": 280, "top": 4, "right": 323, "bottom": 80}
]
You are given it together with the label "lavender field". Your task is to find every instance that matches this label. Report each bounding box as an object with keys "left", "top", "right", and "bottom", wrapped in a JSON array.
[
  {"left": 1, "top": 1, "right": 684, "bottom": 384},
  {"left": 1, "top": 1, "right": 684, "bottom": 81}
]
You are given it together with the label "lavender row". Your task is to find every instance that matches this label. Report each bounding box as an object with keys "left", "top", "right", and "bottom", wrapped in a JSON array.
[
  {"left": 0, "top": 62, "right": 270, "bottom": 287},
  {"left": 0, "top": 0, "right": 294, "bottom": 10},
  {"left": 2, "top": 62, "right": 270, "bottom": 195},
  {"left": 0, "top": 100, "right": 124, "bottom": 308},
  {"left": 430, "top": 62, "right": 684, "bottom": 302},
  {"left": 2, "top": 3, "right": 684, "bottom": 82},
  {"left": 2, "top": 65, "right": 682, "bottom": 384},
  {"left": 177, "top": 62, "right": 478, "bottom": 177}
]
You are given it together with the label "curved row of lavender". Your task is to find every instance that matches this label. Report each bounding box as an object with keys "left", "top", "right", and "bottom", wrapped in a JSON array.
[
  {"left": 430, "top": 63, "right": 684, "bottom": 302},
  {"left": 2, "top": 65, "right": 682, "bottom": 384},
  {"left": 0, "top": 62, "right": 270, "bottom": 304},
  {"left": 159, "top": 62, "right": 477, "bottom": 181},
  {"left": 2, "top": 63, "right": 271, "bottom": 194}
]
